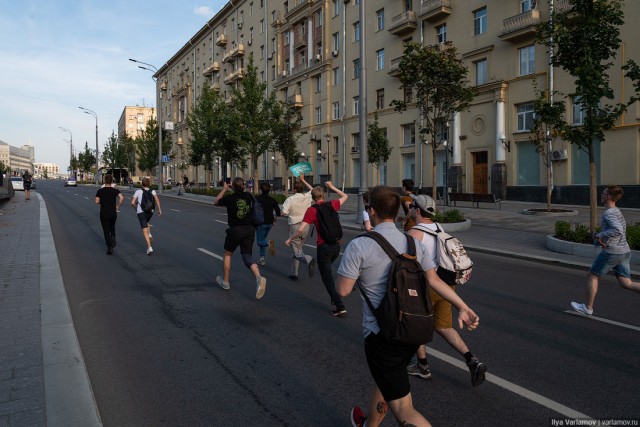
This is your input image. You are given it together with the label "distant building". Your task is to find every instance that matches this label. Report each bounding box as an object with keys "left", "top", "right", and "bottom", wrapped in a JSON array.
[
  {"left": 0, "top": 140, "right": 34, "bottom": 176},
  {"left": 118, "top": 106, "right": 156, "bottom": 178},
  {"left": 34, "top": 162, "right": 60, "bottom": 177}
]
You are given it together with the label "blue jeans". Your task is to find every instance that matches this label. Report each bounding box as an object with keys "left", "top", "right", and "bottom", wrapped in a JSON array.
[
  {"left": 317, "top": 243, "right": 343, "bottom": 309},
  {"left": 590, "top": 251, "right": 631, "bottom": 278},
  {"left": 256, "top": 224, "right": 273, "bottom": 257}
]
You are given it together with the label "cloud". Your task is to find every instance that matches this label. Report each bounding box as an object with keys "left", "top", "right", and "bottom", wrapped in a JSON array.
[{"left": 193, "top": 6, "right": 214, "bottom": 18}]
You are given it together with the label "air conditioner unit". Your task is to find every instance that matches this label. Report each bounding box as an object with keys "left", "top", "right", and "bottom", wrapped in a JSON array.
[
  {"left": 332, "top": 50, "right": 339, "bottom": 57},
  {"left": 281, "top": 70, "right": 288, "bottom": 77},
  {"left": 310, "top": 134, "right": 318, "bottom": 141},
  {"left": 314, "top": 54, "right": 322, "bottom": 61},
  {"left": 551, "top": 149, "right": 568, "bottom": 161},
  {"left": 351, "top": 146, "right": 359, "bottom": 153}
]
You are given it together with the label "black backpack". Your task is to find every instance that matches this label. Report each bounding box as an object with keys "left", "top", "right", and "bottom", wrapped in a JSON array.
[
  {"left": 358, "top": 232, "right": 434, "bottom": 346},
  {"left": 140, "top": 189, "right": 155, "bottom": 212},
  {"left": 313, "top": 202, "right": 343, "bottom": 244},
  {"left": 250, "top": 194, "right": 265, "bottom": 226}
]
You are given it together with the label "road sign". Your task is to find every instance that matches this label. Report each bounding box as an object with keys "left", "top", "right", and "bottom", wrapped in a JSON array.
[{"left": 162, "top": 155, "right": 170, "bottom": 163}]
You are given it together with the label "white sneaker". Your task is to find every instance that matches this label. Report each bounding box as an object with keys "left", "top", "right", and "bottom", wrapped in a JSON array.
[
  {"left": 146, "top": 247, "right": 153, "bottom": 255},
  {"left": 216, "top": 275, "right": 230, "bottom": 290},
  {"left": 256, "top": 276, "right": 267, "bottom": 299},
  {"left": 259, "top": 256, "right": 266, "bottom": 266},
  {"left": 570, "top": 301, "right": 593, "bottom": 315}
]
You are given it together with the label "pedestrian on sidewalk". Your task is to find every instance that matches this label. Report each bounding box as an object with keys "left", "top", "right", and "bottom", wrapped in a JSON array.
[
  {"left": 214, "top": 177, "right": 267, "bottom": 299},
  {"left": 397, "top": 178, "right": 416, "bottom": 231},
  {"left": 286, "top": 181, "right": 348, "bottom": 316},
  {"left": 335, "top": 186, "right": 480, "bottom": 427},
  {"left": 22, "top": 170, "right": 33, "bottom": 202},
  {"left": 362, "top": 191, "right": 373, "bottom": 232},
  {"left": 281, "top": 174, "right": 314, "bottom": 280},
  {"left": 255, "top": 181, "right": 281, "bottom": 266},
  {"left": 571, "top": 185, "right": 640, "bottom": 316},
  {"left": 407, "top": 195, "right": 487, "bottom": 386},
  {"left": 95, "top": 174, "right": 124, "bottom": 255},
  {"left": 131, "top": 177, "right": 162, "bottom": 255}
]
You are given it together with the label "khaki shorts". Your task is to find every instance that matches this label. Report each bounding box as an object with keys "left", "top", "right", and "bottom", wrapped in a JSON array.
[{"left": 429, "top": 285, "right": 456, "bottom": 329}]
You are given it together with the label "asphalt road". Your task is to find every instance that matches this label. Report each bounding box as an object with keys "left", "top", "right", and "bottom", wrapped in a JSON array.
[{"left": 37, "top": 180, "right": 640, "bottom": 427}]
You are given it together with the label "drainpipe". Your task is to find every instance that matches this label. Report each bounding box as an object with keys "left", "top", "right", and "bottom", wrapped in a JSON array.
[{"left": 548, "top": 0, "right": 555, "bottom": 195}]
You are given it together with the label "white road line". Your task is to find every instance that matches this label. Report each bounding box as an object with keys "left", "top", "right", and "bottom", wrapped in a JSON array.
[
  {"left": 197, "top": 248, "right": 223, "bottom": 260},
  {"left": 428, "top": 348, "right": 590, "bottom": 419},
  {"left": 84, "top": 197, "right": 89, "bottom": 200},
  {"left": 215, "top": 220, "right": 227, "bottom": 225},
  {"left": 563, "top": 310, "right": 640, "bottom": 332},
  {"left": 170, "top": 208, "right": 181, "bottom": 212}
]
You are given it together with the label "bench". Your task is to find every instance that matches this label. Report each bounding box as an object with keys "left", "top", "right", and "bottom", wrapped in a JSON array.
[{"left": 449, "top": 192, "right": 502, "bottom": 209}]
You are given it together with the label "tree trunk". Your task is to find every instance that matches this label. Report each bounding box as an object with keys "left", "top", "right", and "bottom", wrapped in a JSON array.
[
  {"left": 431, "top": 146, "right": 437, "bottom": 200},
  {"left": 589, "top": 145, "right": 598, "bottom": 237}
]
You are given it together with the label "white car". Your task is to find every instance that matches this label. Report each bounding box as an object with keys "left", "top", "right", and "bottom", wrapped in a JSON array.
[
  {"left": 65, "top": 178, "right": 77, "bottom": 187},
  {"left": 10, "top": 176, "right": 24, "bottom": 191}
]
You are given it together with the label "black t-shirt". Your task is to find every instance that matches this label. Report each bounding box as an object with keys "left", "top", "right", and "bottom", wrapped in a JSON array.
[
  {"left": 95, "top": 187, "right": 121, "bottom": 215},
  {"left": 256, "top": 193, "right": 281, "bottom": 224},
  {"left": 22, "top": 173, "right": 32, "bottom": 183},
  {"left": 218, "top": 191, "right": 254, "bottom": 227}
]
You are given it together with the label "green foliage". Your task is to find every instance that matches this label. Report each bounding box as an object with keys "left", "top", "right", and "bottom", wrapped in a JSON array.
[
  {"left": 554, "top": 220, "right": 573, "bottom": 240},
  {"left": 134, "top": 117, "right": 173, "bottom": 175},
  {"left": 433, "top": 209, "right": 465, "bottom": 223},
  {"left": 627, "top": 223, "right": 640, "bottom": 250},
  {"left": 573, "top": 224, "right": 591, "bottom": 244},
  {"left": 272, "top": 101, "right": 302, "bottom": 168},
  {"left": 367, "top": 113, "right": 392, "bottom": 182},
  {"left": 555, "top": 220, "right": 640, "bottom": 249}
]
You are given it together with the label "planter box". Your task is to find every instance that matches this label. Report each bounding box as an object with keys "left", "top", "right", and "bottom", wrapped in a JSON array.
[{"left": 546, "top": 235, "right": 640, "bottom": 258}]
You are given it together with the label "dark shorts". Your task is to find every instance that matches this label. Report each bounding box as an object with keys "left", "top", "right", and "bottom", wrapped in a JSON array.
[
  {"left": 224, "top": 225, "right": 255, "bottom": 254},
  {"left": 364, "top": 332, "right": 419, "bottom": 402},
  {"left": 137, "top": 211, "right": 153, "bottom": 229},
  {"left": 24, "top": 182, "right": 31, "bottom": 191}
]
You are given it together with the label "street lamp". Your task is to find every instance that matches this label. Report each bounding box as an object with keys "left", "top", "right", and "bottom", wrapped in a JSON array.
[
  {"left": 78, "top": 107, "right": 98, "bottom": 183},
  {"left": 59, "top": 127, "right": 73, "bottom": 178},
  {"left": 443, "top": 140, "right": 453, "bottom": 206},
  {"left": 129, "top": 58, "right": 164, "bottom": 192}
]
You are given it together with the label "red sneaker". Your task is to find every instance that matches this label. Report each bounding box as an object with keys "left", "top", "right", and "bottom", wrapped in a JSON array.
[{"left": 351, "top": 406, "right": 367, "bottom": 427}]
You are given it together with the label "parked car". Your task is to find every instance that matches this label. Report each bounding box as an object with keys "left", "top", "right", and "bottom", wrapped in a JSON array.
[
  {"left": 65, "top": 178, "right": 77, "bottom": 187},
  {"left": 10, "top": 176, "right": 24, "bottom": 191},
  {"left": 30, "top": 179, "right": 36, "bottom": 189}
]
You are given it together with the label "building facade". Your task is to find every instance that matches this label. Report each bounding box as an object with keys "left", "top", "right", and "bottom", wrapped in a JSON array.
[
  {"left": 154, "top": 0, "right": 640, "bottom": 204},
  {"left": 33, "top": 162, "right": 61, "bottom": 177},
  {"left": 117, "top": 106, "right": 156, "bottom": 179},
  {"left": 0, "top": 141, "right": 34, "bottom": 176}
]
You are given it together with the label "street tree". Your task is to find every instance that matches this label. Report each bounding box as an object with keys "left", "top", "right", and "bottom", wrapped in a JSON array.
[
  {"left": 272, "top": 100, "right": 303, "bottom": 187},
  {"left": 134, "top": 117, "right": 173, "bottom": 177},
  {"left": 367, "top": 113, "right": 393, "bottom": 185},
  {"left": 391, "top": 41, "right": 476, "bottom": 200},
  {"left": 229, "top": 54, "right": 280, "bottom": 181},
  {"left": 530, "top": 83, "right": 566, "bottom": 210},
  {"left": 537, "top": 0, "right": 640, "bottom": 234},
  {"left": 102, "top": 132, "right": 130, "bottom": 182},
  {"left": 78, "top": 142, "right": 97, "bottom": 177}
]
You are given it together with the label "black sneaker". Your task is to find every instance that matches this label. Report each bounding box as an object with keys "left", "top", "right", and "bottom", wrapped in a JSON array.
[
  {"left": 331, "top": 307, "right": 347, "bottom": 317},
  {"left": 308, "top": 258, "right": 316, "bottom": 278},
  {"left": 288, "top": 275, "right": 298, "bottom": 281},
  {"left": 468, "top": 359, "right": 487, "bottom": 387}
]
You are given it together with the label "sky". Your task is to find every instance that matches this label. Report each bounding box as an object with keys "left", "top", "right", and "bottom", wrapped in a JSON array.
[{"left": 0, "top": 0, "right": 227, "bottom": 172}]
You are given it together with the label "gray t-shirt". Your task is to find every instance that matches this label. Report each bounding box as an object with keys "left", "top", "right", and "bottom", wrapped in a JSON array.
[{"left": 337, "top": 221, "right": 435, "bottom": 338}]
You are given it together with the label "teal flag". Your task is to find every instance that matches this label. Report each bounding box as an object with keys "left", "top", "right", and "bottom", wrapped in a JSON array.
[{"left": 289, "top": 161, "right": 313, "bottom": 177}]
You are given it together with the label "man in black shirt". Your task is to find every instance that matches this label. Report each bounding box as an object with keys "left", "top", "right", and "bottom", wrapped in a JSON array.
[
  {"left": 22, "top": 170, "right": 33, "bottom": 202},
  {"left": 95, "top": 174, "right": 124, "bottom": 255},
  {"left": 255, "top": 181, "right": 281, "bottom": 265},
  {"left": 214, "top": 177, "right": 267, "bottom": 299}
]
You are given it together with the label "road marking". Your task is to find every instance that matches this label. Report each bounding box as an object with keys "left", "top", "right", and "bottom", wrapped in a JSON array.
[
  {"left": 428, "top": 348, "right": 590, "bottom": 419},
  {"left": 170, "top": 209, "right": 181, "bottom": 212},
  {"left": 84, "top": 197, "right": 89, "bottom": 200},
  {"left": 563, "top": 310, "right": 640, "bottom": 332},
  {"left": 198, "top": 248, "right": 223, "bottom": 260},
  {"left": 215, "top": 220, "right": 227, "bottom": 225}
]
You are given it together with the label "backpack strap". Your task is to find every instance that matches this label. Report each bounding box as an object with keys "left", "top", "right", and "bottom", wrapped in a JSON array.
[{"left": 411, "top": 223, "right": 441, "bottom": 236}]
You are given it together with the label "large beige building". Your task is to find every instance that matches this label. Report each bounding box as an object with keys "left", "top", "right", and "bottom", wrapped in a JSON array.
[
  {"left": 117, "top": 106, "right": 156, "bottom": 178},
  {"left": 154, "top": 0, "right": 640, "bottom": 204},
  {"left": 0, "top": 141, "right": 34, "bottom": 176}
]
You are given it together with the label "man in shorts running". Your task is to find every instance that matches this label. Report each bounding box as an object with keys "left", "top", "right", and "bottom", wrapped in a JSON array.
[{"left": 131, "top": 177, "right": 162, "bottom": 255}]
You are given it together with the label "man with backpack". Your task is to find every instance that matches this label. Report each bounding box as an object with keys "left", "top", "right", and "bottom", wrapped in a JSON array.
[
  {"left": 407, "top": 195, "right": 487, "bottom": 387},
  {"left": 130, "top": 177, "right": 162, "bottom": 255},
  {"left": 335, "top": 186, "right": 480, "bottom": 427},
  {"left": 285, "top": 181, "right": 348, "bottom": 316}
]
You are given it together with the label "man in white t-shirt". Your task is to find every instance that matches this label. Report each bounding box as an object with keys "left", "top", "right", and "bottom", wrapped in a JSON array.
[
  {"left": 281, "top": 174, "right": 315, "bottom": 280},
  {"left": 407, "top": 194, "right": 487, "bottom": 387},
  {"left": 130, "top": 177, "right": 162, "bottom": 255}
]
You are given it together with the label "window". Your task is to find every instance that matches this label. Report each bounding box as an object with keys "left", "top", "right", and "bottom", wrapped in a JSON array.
[
  {"left": 403, "top": 153, "right": 416, "bottom": 181},
  {"left": 521, "top": 0, "right": 534, "bottom": 13},
  {"left": 377, "top": 9, "right": 385, "bottom": 31},
  {"left": 403, "top": 123, "right": 415, "bottom": 146},
  {"left": 474, "top": 7, "right": 487, "bottom": 35},
  {"left": 316, "top": 107, "right": 322, "bottom": 124},
  {"left": 516, "top": 103, "right": 535, "bottom": 132},
  {"left": 572, "top": 96, "right": 585, "bottom": 125},
  {"left": 376, "top": 89, "right": 385, "bottom": 110},
  {"left": 333, "top": 33, "right": 340, "bottom": 50},
  {"left": 376, "top": 49, "right": 385, "bottom": 70},
  {"left": 475, "top": 59, "right": 488, "bottom": 85},
  {"left": 519, "top": 45, "right": 535, "bottom": 75},
  {"left": 332, "top": 102, "right": 340, "bottom": 120},
  {"left": 271, "top": 10, "right": 277, "bottom": 22},
  {"left": 517, "top": 142, "right": 540, "bottom": 185},
  {"left": 353, "top": 133, "right": 360, "bottom": 151},
  {"left": 404, "top": 87, "right": 413, "bottom": 104},
  {"left": 333, "top": 0, "right": 339, "bottom": 17},
  {"left": 353, "top": 96, "right": 359, "bottom": 115},
  {"left": 260, "top": 19, "right": 264, "bottom": 33},
  {"left": 353, "top": 58, "right": 360, "bottom": 79},
  {"left": 314, "top": 75, "right": 321, "bottom": 92},
  {"left": 436, "top": 24, "right": 447, "bottom": 44},
  {"left": 178, "top": 96, "right": 187, "bottom": 122},
  {"left": 572, "top": 140, "right": 600, "bottom": 184},
  {"left": 333, "top": 67, "right": 339, "bottom": 85},
  {"left": 354, "top": 21, "right": 360, "bottom": 42},
  {"left": 284, "top": 31, "right": 290, "bottom": 46},
  {"left": 260, "top": 45, "right": 265, "bottom": 58}
]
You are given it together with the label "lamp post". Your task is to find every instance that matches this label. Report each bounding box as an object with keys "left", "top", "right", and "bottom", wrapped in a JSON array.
[
  {"left": 129, "top": 58, "right": 163, "bottom": 192},
  {"left": 78, "top": 107, "right": 98, "bottom": 183},
  {"left": 59, "top": 127, "right": 73, "bottom": 178}
]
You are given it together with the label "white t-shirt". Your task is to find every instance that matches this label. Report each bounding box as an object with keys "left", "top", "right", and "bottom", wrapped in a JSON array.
[
  {"left": 133, "top": 188, "right": 157, "bottom": 214},
  {"left": 281, "top": 192, "right": 313, "bottom": 225},
  {"left": 412, "top": 222, "right": 439, "bottom": 265},
  {"left": 362, "top": 209, "right": 370, "bottom": 223}
]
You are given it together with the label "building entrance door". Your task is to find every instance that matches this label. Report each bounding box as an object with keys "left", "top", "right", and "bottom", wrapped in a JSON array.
[{"left": 472, "top": 151, "right": 488, "bottom": 193}]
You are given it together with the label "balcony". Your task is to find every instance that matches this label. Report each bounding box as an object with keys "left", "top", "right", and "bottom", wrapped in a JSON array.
[
  {"left": 293, "top": 31, "right": 308, "bottom": 50},
  {"left": 231, "top": 43, "right": 245, "bottom": 58},
  {"left": 287, "top": 94, "right": 303, "bottom": 108},
  {"left": 215, "top": 34, "right": 227, "bottom": 46},
  {"left": 389, "top": 11, "right": 417, "bottom": 36},
  {"left": 285, "top": 0, "right": 307, "bottom": 19},
  {"left": 202, "top": 61, "right": 220, "bottom": 77},
  {"left": 499, "top": 9, "right": 540, "bottom": 42},
  {"left": 210, "top": 82, "right": 220, "bottom": 92},
  {"left": 223, "top": 68, "right": 246, "bottom": 85},
  {"left": 418, "top": 0, "right": 452, "bottom": 22},
  {"left": 388, "top": 57, "right": 403, "bottom": 78},
  {"left": 222, "top": 50, "right": 234, "bottom": 63}
]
